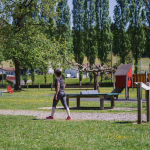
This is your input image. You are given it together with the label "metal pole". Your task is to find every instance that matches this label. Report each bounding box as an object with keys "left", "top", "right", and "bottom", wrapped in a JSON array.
[
  {"left": 137, "top": 83, "right": 142, "bottom": 124},
  {"left": 111, "top": 42, "right": 113, "bottom": 82},
  {"left": 2, "top": 63, "right": 4, "bottom": 88}
]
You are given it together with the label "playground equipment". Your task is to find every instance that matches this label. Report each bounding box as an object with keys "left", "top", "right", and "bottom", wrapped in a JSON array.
[
  {"left": 112, "top": 64, "right": 132, "bottom": 99},
  {"left": 135, "top": 82, "right": 150, "bottom": 124},
  {"left": 112, "top": 64, "right": 150, "bottom": 99},
  {"left": 0, "top": 86, "right": 14, "bottom": 96}
]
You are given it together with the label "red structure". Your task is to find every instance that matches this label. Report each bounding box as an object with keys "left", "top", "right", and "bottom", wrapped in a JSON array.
[
  {"left": 114, "top": 64, "right": 133, "bottom": 99},
  {"left": 114, "top": 64, "right": 133, "bottom": 88}
]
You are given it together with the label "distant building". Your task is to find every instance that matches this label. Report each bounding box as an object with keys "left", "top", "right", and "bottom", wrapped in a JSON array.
[{"left": 0, "top": 67, "right": 15, "bottom": 76}]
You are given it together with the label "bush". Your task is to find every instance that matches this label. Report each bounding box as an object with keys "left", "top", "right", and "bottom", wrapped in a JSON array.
[{"left": 0, "top": 74, "right": 6, "bottom": 80}]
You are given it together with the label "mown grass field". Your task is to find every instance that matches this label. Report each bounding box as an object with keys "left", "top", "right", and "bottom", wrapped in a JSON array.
[
  {"left": 0, "top": 88, "right": 147, "bottom": 114},
  {"left": 28, "top": 74, "right": 114, "bottom": 84},
  {"left": 0, "top": 115, "right": 150, "bottom": 150}
]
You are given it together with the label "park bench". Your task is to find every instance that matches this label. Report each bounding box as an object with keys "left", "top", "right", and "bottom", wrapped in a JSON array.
[
  {"left": 66, "top": 90, "right": 122, "bottom": 110},
  {"left": 0, "top": 86, "right": 14, "bottom": 97}
]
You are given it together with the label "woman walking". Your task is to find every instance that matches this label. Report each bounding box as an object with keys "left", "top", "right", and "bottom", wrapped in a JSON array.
[{"left": 46, "top": 70, "right": 71, "bottom": 120}]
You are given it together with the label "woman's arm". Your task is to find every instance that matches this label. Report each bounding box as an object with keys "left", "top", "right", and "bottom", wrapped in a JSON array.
[{"left": 55, "top": 82, "right": 60, "bottom": 100}]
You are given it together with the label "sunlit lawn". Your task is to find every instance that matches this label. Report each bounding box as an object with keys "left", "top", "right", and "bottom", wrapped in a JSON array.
[
  {"left": 0, "top": 88, "right": 147, "bottom": 114},
  {"left": 0, "top": 115, "right": 150, "bottom": 150}
]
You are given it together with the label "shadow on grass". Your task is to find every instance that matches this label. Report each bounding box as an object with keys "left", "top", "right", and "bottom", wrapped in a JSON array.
[
  {"left": 115, "top": 121, "right": 134, "bottom": 124},
  {"left": 57, "top": 107, "right": 113, "bottom": 110}
]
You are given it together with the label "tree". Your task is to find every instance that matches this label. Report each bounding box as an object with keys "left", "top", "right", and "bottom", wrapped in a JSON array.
[
  {"left": 72, "top": 0, "right": 85, "bottom": 82},
  {"left": 95, "top": 0, "right": 112, "bottom": 82},
  {"left": 113, "top": 0, "right": 130, "bottom": 64},
  {"left": 56, "top": 0, "right": 71, "bottom": 48},
  {"left": 128, "top": 0, "right": 146, "bottom": 74},
  {"left": 0, "top": 0, "right": 66, "bottom": 90},
  {"left": 84, "top": 0, "right": 97, "bottom": 83},
  {"left": 144, "top": 0, "right": 150, "bottom": 58}
]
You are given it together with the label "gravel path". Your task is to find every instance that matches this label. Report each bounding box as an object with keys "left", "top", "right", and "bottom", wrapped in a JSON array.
[{"left": 0, "top": 109, "right": 147, "bottom": 121}]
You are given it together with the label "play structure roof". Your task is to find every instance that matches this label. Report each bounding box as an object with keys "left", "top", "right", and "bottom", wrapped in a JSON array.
[{"left": 114, "top": 64, "right": 132, "bottom": 76}]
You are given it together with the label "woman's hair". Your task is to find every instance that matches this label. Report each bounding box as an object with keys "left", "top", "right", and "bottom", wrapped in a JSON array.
[{"left": 55, "top": 70, "right": 62, "bottom": 77}]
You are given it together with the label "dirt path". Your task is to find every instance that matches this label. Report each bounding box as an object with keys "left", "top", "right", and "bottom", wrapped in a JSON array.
[{"left": 0, "top": 109, "right": 147, "bottom": 121}]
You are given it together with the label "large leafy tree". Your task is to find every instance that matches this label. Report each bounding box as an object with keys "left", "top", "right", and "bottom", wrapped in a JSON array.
[
  {"left": 72, "top": 0, "right": 85, "bottom": 82},
  {"left": 128, "top": 0, "right": 146, "bottom": 74},
  {"left": 95, "top": 0, "right": 112, "bottom": 81},
  {"left": 0, "top": 0, "right": 68, "bottom": 90},
  {"left": 84, "top": 0, "right": 97, "bottom": 83},
  {"left": 113, "top": 0, "right": 130, "bottom": 64}
]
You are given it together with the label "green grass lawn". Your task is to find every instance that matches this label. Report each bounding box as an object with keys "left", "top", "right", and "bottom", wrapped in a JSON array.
[
  {"left": 0, "top": 115, "right": 150, "bottom": 150},
  {"left": 0, "top": 88, "right": 147, "bottom": 114},
  {"left": 28, "top": 74, "right": 115, "bottom": 84}
]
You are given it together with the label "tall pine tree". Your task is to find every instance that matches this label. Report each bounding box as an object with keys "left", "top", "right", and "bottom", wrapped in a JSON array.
[
  {"left": 72, "top": 0, "right": 85, "bottom": 82},
  {"left": 128, "top": 0, "right": 146, "bottom": 74},
  {"left": 145, "top": 1, "right": 150, "bottom": 58},
  {"left": 113, "top": 0, "right": 130, "bottom": 64},
  {"left": 56, "top": 0, "right": 71, "bottom": 49},
  {"left": 84, "top": 0, "right": 97, "bottom": 82},
  {"left": 95, "top": 0, "right": 112, "bottom": 82}
]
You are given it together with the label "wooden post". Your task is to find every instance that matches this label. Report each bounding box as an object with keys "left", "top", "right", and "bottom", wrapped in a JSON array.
[
  {"left": 97, "top": 83, "right": 100, "bottom": 93},
  {"left": 66, "top": 96, "right": 69, "bottom": 107},
  {"left": 146, "top": 83, "right": 150, "bottom": 122},
  {"left": 145, "top": 71, "right": 147, "bottom": 98},
  {"left": 113, "top": 82, "right": 115, "bottom": 90},
  {"left": 125, "top": 75, "right": 128, "bottom": 99},
  {"left": 77, "top": 97, "right": 80, "bottom": 108},
  {"left": 100, "top": 96, "right": 104, "bottom": 110},
  {"left": 137, "top": 83, "right": 142, "bottom": 124},
  {"left": 80, "top": 81, "right": 81, "bottom": 90},
  {"left": 27, "top": 83, "right": 28, "bottom": 90},
  {"left": 51, "top": 83, "right": 53, "bottom": 91},
  {"left": 38, "top": 83, "right": 40, "bottom": 90},
  {"left": 111, "top": 96, "right": 115, "bottom": 109},
  {"left": 2, "top": 63, "right": 4, "bottom": 88}
]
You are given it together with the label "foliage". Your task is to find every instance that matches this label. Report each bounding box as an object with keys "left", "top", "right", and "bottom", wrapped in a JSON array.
[
  {"left": 31, "top": 69, "right": 35, "bottom": 85},
  {"left": 84, "top": 0, "right": 97, "bottom": 66},
  {"left": 0, "top": 74, "right": 6, "bottom": 80},
  {"left": 96, "top": 0, "right": 112, "bottom": 65},
  {"left": 56, "top": 0, "right": 71, "bottom": 50},
  {"left": 61, "top": 69, "right": 66, "bottom": 80},
  {"left": 23, "top": 71, "right": 28, "bottom": 85},
  {"left": 113, "top": 0, "right": 131, "bottom": 64},
  {"left": 0, "top": 0, "right": 69, "bottom": 90},
  {"left": 79, "top": 71, "right": 83, "bottom": 82},
  {"left": 72, "top": 0, "right": 85, "bottom": 64},
  {"left": 128, "top": 0, "right": 146, "bottom": 74}
]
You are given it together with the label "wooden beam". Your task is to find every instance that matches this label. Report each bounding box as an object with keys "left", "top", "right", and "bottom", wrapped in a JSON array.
[
  {"left": 137, "top": 83, "right": 142, "bottom": 124},
  {"left": 146, "top": 83, "right": 150, "bottom": 122}
]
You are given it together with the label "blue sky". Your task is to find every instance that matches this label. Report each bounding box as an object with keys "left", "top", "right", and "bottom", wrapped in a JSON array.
[{"left": 68, "top": 0, "right": 117, "bottom": 28}]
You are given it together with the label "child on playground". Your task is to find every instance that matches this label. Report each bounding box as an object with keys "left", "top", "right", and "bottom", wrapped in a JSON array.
[{"left": 46, "top": 70, "right": 71, "bottom": 120}]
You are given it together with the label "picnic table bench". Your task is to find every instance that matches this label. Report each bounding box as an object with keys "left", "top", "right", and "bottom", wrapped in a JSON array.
[{"left": 66, "top": 90, "right": 122, "bottom": 110}]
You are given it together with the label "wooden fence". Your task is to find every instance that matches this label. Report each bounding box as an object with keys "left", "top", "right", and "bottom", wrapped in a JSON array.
[{"left": 133, "top": 74, "right": 150, "bottom": 87}]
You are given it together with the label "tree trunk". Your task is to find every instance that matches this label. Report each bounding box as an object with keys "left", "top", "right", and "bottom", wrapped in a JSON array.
[
  {"left": 45, "top": 73, "right": 47, "bottom": 84},
  {"left": 94, "top": 72, "right": 99, "bottom": 90},
  {"left": 14, "top": 59, "right": 21, "bottom": 91}
]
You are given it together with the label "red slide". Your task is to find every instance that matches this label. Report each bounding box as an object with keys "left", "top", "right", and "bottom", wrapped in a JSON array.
[{"left": 7, "top": 86, "right": 14, "bottom": 94}]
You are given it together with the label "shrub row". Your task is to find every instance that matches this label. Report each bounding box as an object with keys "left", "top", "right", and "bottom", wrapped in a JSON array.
[
  {"left": 0, "top": 74, "right": 6, "bottom": 80},
  {"left": 22, "top": 82, "right": 114, "bottom": 88}
]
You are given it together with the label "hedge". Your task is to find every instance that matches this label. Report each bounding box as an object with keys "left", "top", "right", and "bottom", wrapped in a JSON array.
[
  {"left": 22, "top": 82, "right": 114, "bottom": 88},
  {"left": 0, "top": 74, "right": 6, "bottom": 80}
]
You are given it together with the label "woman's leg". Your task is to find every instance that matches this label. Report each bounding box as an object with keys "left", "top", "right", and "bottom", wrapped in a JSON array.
[
  {"left": 51, "top": 95, "right": 59, "bottom": 117},
  {"left": 60, "top": 93, "right": 71, "bottom": 117}
]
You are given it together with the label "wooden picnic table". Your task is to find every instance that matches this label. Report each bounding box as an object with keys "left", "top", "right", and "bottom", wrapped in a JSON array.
[{"left": 66, "top": 93, "right": 122, "bottom": 110}]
